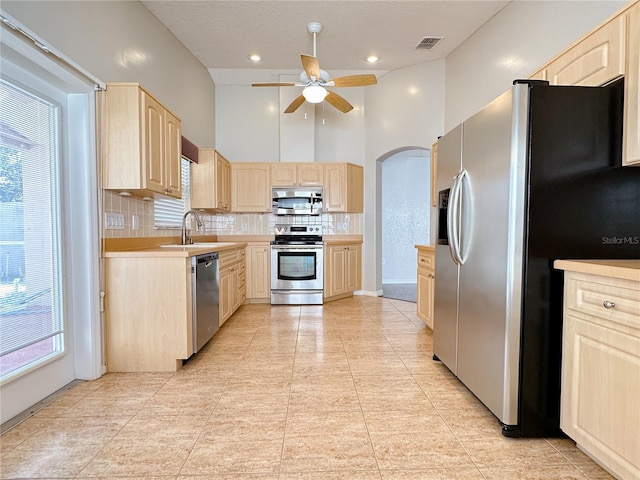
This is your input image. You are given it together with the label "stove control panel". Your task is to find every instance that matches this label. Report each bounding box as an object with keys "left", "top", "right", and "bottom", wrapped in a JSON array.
[{"left": 274, "top": 225, "right": 323, "bottom": 235}]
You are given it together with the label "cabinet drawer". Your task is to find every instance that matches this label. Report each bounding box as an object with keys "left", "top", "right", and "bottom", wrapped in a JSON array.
[
  {"left": 219, "top": 248, "right": 245, "bottom": 268},
  {"left": 566, "top": 276, "right": 640, "bottom": 332},
  {"left": 417, "top": 251, "right": 434, "bottom": 270}
]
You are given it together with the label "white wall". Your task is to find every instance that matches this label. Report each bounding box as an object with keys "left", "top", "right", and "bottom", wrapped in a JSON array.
[
  {"left": 214, "top": 72, "right": 366, "bottom": 164},
  {"left": 1, "top": 0, "right": 216, "bottom": 147},
  {"left": 363, "top": 60, "right": 446, "bottom": 294},
  {"left": 444, "top": 0, "right": 627, "bottom": 132}
]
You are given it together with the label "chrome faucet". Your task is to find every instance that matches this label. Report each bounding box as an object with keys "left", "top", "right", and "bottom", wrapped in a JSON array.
[{"left": 181, "top": 209, "right": 204, "bottom": 245}]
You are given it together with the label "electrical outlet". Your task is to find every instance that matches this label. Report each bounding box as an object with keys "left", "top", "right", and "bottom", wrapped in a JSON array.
[
  {"left": 241, "top": 223, "right": 248, "bottom": 232},
  {"left": 131, "top": 215, "right": 139, "bottom": 230},
  {"left": 104, "top": 213, "right": 124, "bottom": 230}
]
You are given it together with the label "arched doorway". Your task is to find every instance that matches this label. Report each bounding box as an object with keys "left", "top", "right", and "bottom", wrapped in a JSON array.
[{"left": 379, "top": 147, "right": 431, "bottom": 302}]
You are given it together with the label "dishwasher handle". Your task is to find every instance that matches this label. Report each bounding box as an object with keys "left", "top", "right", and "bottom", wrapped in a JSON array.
[{"left": 196, "top": 253, "right": 219, "bottom": 267}]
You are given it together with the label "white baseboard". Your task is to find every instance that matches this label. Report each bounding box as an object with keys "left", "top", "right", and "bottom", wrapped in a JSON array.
[{"left": 354, "top": 289, "right": 383, "bottom": 297}]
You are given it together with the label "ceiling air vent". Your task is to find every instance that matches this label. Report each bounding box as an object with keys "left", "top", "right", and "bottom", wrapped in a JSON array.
[{"left": 415, "top": 37, "right": 443, "bottom": 51}]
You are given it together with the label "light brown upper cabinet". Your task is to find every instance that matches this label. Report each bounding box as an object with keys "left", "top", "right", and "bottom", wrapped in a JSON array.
[
  {"left": 231, "top": 163, "right": 271, "bottom": 212},
  {"left": 540, "top": 16, "right": 625, "bottom": 87},
  {"left": 101, "top": 83, "right": 182, "bottom": 198},
  {"left": 323, "top": 163, "right": 364, "bottom": 213},
  {"left": 271, "top": 163, "right": 324, "bottom": 187},
  {"left": 191, "top": 149, "right": 231, "bottom": 212},
  {"left": 624, "top": 1, "right": 640, "bottom": 165},
  {"left": 529, "top": 1, "right": 640, "bottom": 166}
]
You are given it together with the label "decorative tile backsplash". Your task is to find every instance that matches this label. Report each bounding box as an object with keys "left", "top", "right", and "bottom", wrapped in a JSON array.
[{"left": 101, "top": 191, "right": 362, "bottom": 238}]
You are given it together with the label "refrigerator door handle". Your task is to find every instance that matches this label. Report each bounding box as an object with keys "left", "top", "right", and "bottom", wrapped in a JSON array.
[
  {"left": 448, "top": 171, "right": 464, "bottom": 265},
  {"left": 457, "top": 169, "right": 470, "bottom": 265}
]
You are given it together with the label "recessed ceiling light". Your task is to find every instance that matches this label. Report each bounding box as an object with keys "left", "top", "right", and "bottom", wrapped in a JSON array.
[
  {"left": 249, "top": 54, "right": 261, "bottom": 62},
  {"left": 366, "top": 55, "right": 379, "bottom": 63}
]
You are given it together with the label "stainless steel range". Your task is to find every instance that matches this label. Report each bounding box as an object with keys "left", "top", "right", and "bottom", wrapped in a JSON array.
[{"left": 271, "top": 224, "right": 323, "bottom": 305}]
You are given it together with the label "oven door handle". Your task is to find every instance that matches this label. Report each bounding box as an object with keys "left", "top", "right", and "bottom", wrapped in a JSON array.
[{"left": 271, "top": 245, "right": 323, "bottom": 251}]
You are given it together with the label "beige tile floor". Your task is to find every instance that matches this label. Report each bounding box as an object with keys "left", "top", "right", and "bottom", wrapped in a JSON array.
[{"left": 0, "top": 296, "right": 615, "bottom": 479}]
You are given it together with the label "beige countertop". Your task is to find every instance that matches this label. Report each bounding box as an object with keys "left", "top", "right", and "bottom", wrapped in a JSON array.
[
  {"left": 415, "top": 244, "right": 436, "bottom": 253},
  {"left": 103, "top": 242, "right": 247, "bottom": 258},
  {"left": 324, "top": 236, "right": 363, "bottom": 245},
  {"left": 554, "top": 259, "right": 640, "bottom": 282}
]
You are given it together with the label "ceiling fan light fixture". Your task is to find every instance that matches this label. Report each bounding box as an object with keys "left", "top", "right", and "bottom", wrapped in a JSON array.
[{"left": 302, "top": 85, "right": 328, "bottom": 103}]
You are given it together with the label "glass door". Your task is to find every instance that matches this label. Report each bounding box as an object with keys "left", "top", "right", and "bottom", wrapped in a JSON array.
[{"left": 0, "top": 79, "right": 66, "bottom": 381}]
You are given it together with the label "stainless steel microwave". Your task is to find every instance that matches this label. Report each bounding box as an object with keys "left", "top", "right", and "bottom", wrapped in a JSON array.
[{"left": 272, "top": 187, "right": 323, "bottom": 215}]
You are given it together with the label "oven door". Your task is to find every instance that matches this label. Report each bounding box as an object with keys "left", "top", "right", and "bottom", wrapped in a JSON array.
[{"left": 271, "top": 244, "right": 324, "bottom": 291}]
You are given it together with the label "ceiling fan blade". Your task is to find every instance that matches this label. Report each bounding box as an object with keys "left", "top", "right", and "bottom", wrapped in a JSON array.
[
  {"left": 325, "top": 91, "right": 353, "bottom": 113},
  {"left": 284, "top": 94, "right": 306, "bottom": 114},
  {"left": 326, "top": 74, "right": 378, "bottom": 87},
  {"left": 251, "top": 82, "right": 296, "bottom": 87},
  {"left": 301, "top": 54, "right": 321, "bottom": 81}
]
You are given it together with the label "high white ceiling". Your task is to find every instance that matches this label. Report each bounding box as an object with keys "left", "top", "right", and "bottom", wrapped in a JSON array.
[{"left": 142, "top": 0, "right": 510, "bottom": 83}]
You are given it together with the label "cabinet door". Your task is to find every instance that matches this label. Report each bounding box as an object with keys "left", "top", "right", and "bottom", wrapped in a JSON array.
[
  {"left": 327, "top": 246, "right": 346, "bottom": 297},
  {"left": 624, "top": 2, "right": 640, "bottom": 166},
  {"left": 217, "top": 154, "right": 231, "bottom": 210},
  {"left": 141, "top": 92, "right": 165, "bottom": 194},
  {"left": 231, "top": 266, "right": 240, "bottom": 311},
  {"left": 324, "top": 164, "right": 346, "bottom": 212},
  {"left": 165, "top": 110, "right": 182, "bottom": 198},
  {"left": 546, "top": 15, "right": 625, "bottom": 87},
  {"left": 271, "top": 163, "right": 297, "bottom": 186},
  {"left": 346, "top": 245, "right": 361, "bottom": 292},
  {"left": 246, "top": 245, "right": 270, "bottom": 299},
  {"left": 561, "top": 312, "right": 640, "bottom": 480},
  {"left": 297, "top": 164, "right": 324, "bottom": 186},
  {"left": 231, "top": 164, "right": 271, "bottom": 212},
  {"left": 190, "top": 148, "right": 215, "bottom": 209},
  {"left": 219, "top": 267, "right": 232, "bottom": 326},
  {"left": 417, "top": 268, "right": 435, "bottom": 329}
]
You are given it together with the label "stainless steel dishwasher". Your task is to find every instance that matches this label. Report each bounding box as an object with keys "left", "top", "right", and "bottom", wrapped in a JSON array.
[{"left": 192, "top": 253, "right": 219, "bottom": 353}]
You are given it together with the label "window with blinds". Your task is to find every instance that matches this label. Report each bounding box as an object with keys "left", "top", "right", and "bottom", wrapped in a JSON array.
[
  {"left": 0, "top": 79, "right": 65, "bottom": 379},
  {"left": 154, "top": 157, "right": 191, "bottom": 228}
]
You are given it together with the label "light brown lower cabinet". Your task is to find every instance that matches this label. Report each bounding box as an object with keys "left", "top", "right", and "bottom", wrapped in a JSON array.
[
  {"left": 246, "top": 244, "right": 270, "bottom": 301},
  {"left": 324, "top": 243, "right": 362, "bottom": 301},
  {"left": 557, "top": 262, "right": 640, "bottom": 480},
  {"left": 416, "top": 248, "right": 435, "bottom": 329},
  {"left": 104, "top": 256, "right": 192, "bottom": 372},
  {"left": 219, "top": 248, "right": 246, "bottom": 326}
]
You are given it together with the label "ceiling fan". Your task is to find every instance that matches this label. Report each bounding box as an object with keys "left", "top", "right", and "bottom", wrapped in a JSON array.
[{"left": 251, "top": 22, "right": 377, "bottom": 114}]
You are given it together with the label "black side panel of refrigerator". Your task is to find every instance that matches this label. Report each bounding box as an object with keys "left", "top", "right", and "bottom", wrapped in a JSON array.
[{"left": 518, "top": 80, "right": 640, "bottom": 437}]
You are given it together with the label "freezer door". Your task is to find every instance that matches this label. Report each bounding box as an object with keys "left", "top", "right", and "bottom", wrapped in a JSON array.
[
  {"left": 433, "top": 124, "right": 463, "bottom": 374},
  {"left": 456, "top": 86, "right": 528, "bottom": 427}
]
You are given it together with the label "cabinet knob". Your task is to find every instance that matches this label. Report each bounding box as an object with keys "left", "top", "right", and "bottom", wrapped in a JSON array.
[{"left": 602, "top": 300, "right": 615, "bottom": 309}]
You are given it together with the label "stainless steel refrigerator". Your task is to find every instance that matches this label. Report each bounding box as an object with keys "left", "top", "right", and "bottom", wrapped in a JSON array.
[{"left": 434, "top": 79, "right": 640, "bottom": 437}]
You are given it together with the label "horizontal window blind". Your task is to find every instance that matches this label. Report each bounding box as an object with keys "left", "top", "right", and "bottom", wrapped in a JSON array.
[
  {"left": 154, "top": 158, "right": 190, "bottom": 228},
  {"left": 0, "top": 78, "right": 64, "bottom": 375}
]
